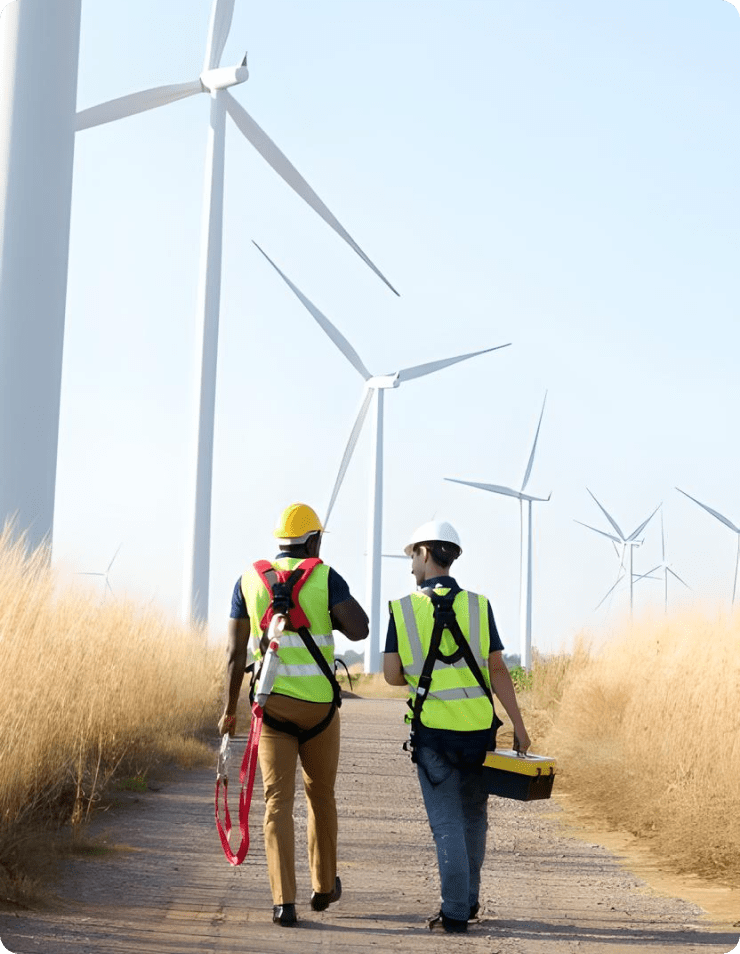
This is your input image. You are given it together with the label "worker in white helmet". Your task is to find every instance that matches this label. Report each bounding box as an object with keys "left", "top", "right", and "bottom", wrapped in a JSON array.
[
  {"left": 383, "top": 519, "right": 530, "bottom": 934},
  {"left": 219, "top": 503, "right": 368, "bottom": 927}
]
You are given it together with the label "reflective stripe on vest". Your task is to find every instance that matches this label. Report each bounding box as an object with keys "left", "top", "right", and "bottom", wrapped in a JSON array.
[
  {"left": 390, "top": 587, "right": 493, "bottom": 731},
  {"left": 242, "top": 558, "right": 335, "bottom": 703}
]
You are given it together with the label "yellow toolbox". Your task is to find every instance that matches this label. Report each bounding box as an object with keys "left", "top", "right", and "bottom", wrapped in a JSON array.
[{"left": 482, "top": 749, "right": 556, "bottom": 801}]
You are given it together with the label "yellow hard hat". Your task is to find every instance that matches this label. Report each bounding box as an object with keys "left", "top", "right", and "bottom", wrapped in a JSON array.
[{"left": 273, "top": 503, "right": 325, "bottom": 544}]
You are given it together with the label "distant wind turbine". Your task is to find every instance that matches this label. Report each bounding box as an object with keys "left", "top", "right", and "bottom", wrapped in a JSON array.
[
  {"left": 254, "top": 243, "right": 510, "bottom": 674},
  {"left": 632, "top": 511, "right": 690, "bottom": 613},
  {"left": 445, "top": 394, "right": 550, "bottom": 670},
  {"left": 79, "top": 544, "right": 122, "bottom": 600},
  {"left": 76, "top": 0, "right": 397, "bottom": 626},
  {"left": 676, "top": 487, "right": 739, "bottom": 605},
  {"left": 576, "top": 490, "right": 659, "bottom": 617}
]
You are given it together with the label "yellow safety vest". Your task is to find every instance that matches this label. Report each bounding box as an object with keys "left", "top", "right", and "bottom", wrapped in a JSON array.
[
  {"left": 241, "top": 558, "right": 335, "bottom": 703},
  {"left": 390, "top": 586, "right": 493, "bottom": 731}
]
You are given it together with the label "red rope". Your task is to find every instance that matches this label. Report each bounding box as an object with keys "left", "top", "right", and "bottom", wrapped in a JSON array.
[{"left": 215, "top": 701, "right": 263, "bottom": 866}]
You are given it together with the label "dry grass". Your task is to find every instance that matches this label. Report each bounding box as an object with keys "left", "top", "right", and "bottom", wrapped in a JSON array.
[
  {"left": 0, "top": 529, "right": 222, "bottom": 903},
  {"left": 522, "top": 613, "right": 740, "bottom": 888}
]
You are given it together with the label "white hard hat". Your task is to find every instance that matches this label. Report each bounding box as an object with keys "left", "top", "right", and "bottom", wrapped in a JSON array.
[{"left": 404, "top": 520, "right": 462, "bottom": 556}]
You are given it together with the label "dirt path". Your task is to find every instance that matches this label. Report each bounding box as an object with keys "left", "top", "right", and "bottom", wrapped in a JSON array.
[{"left": 1, "top": 698, "right": 738, "bottom": 954}]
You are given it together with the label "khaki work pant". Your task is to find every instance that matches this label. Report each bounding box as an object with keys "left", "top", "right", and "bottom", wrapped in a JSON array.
[{"left": 258, "top": 694, "right": 340, "bottom": 905}]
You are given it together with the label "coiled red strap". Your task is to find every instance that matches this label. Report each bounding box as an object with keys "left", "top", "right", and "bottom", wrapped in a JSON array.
[{"left": 215, "top": 701, "right": 263, "bottom": 866}]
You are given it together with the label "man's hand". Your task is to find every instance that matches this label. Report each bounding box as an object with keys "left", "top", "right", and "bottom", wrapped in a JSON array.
[
  {"left": 513, "top": 726, "right": 531, "bottom": 754},
  {"left": 218, "top": 712, "right": 237, "bottom": 736}
]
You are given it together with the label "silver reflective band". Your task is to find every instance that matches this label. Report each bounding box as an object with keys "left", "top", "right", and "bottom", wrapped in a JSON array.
[
  {"left": 278, "top": 631, "right": 332, "bottom": 649},
  {"left": 278, "top": 662, "right": 326, "bottom": 678},
  {"left": 428, "top": 685, "right": 487, "bottom": 701}
]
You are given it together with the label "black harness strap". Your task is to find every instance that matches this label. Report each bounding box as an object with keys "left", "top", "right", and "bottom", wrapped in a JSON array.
[{"left": 406, "top": 588, "right": 501, "bottom": 759}]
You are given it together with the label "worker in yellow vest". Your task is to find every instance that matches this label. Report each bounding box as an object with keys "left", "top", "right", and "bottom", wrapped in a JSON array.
[
  {"left": 219, "top": 503, "right": 368, "bottom": 927},
  {"left": 383, "top": 519, "right": 531, "bottom": 934}
]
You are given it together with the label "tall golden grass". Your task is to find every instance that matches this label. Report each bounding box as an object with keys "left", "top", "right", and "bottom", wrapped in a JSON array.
[
  {"left": 0, "top": 529, "right": 222, "bottom": 897},
  {"left": 525, "top": 613, "right": 740, "bottom": 887}
]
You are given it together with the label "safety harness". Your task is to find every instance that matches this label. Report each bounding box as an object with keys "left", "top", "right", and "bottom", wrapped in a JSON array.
[
  {"left": 215, "top": 557, "right": 341, "bottom": 866},
  {"left": 404, "top": 585, "right": 502, "bottom": 761},
  {"left": 251, "top": 558, "right": 342, "bottom": 744}
]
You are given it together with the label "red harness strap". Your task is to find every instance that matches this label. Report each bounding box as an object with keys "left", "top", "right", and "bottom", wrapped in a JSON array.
[
  {"left": 215, "top": 701, "right": 263, "bottom": 866},
  {"left": 253, "top": 557, "right": 322, "bottom": 632}
]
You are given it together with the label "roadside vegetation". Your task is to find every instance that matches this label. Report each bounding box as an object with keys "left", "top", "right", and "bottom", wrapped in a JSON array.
[
  {"left": 0, "top": 530, "right": 222, "bottom": 903},
  {"left": 518, "top": 614, "right": 740, "bottom": 890}
]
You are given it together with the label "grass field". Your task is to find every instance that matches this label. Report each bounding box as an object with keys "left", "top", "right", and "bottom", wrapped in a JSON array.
[
  {"left": 1, "top": 529, "right": 738, "bottom": 902},
  {"left": 525, "top": 615, "right": 740, "bottom": 888},
  {"left": 0, "top": 530, "right": 222, "bottom": 901}
]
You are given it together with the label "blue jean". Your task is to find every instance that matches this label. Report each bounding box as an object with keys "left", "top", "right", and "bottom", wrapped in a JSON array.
[{"left": 415, "top": 742, "right": 489, "bottom": 922}]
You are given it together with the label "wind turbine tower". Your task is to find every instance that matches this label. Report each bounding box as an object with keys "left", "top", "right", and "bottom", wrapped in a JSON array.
[
  {"left": 254, "top": 244, "right": 511, "bottom": 673},
  {"left": 576, "top": 491, "right": 659, "bottom": 617},
  {"left": 76, "top": 0, "right": 397, "bottom": 625},
  {"left": 0, "top": 0, "right": 82, "bottom": 552},
  {"left": 445, "top": 395, "right": 550, "bottom": 670},
  {"left": 676, "top": 487, "right": 739, "bottom": 607}
]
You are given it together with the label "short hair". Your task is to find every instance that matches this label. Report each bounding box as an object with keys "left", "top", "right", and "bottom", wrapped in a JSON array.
[{"left": 415, "top": 540, "right": 461, "bottom": 569}]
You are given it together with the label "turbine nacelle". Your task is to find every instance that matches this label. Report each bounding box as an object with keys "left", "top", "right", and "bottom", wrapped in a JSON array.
[
  {"left": 368, "top": 373, "right": 400, "bottom": 390},
  {"left": 200, "top": 58, "right": 249, "bottom": 93}
]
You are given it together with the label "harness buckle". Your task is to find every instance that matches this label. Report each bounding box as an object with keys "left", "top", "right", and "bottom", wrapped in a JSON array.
[{"left": 270, "top": 580, "right": 293, "bottom": 616}]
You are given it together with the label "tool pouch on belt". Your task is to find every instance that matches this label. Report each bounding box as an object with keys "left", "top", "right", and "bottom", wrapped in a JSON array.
[{"left": 404, "top": 588, "right": 502, "bottom": 762}]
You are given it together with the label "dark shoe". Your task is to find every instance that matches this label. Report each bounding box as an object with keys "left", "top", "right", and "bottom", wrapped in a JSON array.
[
  {"left": 310, "top": 876, "right": 342, "bottom": 912},
  {"left": 469, "top": 901, "right": 480, "bottom": 921},
  {"left": 428, "top": 910, "right": 468, "bottom": 933},
  {"left": 272, "top": 903, "right": 297, "bottom": 926}
]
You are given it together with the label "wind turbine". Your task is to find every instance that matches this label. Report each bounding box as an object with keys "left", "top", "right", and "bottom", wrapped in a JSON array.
[
  {"left": 676, "top": 487, "right": 739, "bottom": 606},
  {"left": 0, "top": 0, "right": 82, "bottom": 554},
  {"left": 576, "top": 490, "right": 659, "bottom": 617},
  {"left": 76, "top": 0, "right": 397, "bottom": 626},
  {"left": 253, "top": 243, "right": 511, "bottom": 674},
  {"left": 79, "top": 544, "right": 122, "bottom": 600},
  {"left": 632, "top": 510, "right": 690, "bottom": 613},
  {"left": 445, "top": 394, "right": 550, "bottom": 671}
]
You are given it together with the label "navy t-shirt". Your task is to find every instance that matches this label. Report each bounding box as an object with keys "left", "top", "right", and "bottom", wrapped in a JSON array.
[
  {"left": 383, "top": 575, "right": 504, "bottom": 654},
  {"left": 230, "top": 554, "right": 351, "bottom": 620}
]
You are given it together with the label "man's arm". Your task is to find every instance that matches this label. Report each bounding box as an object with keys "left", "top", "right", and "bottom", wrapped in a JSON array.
[
  {"left": 488, "top": 651, "right": 531, "bottom": 753},
  {"left": 330, "top": 597, "right": 369, "bottom": 642},
  {"left": 383, "top": 651, "right": 407, "bottom": 686},
  {"left": 218, "top": 617, "right": 250, "bottom": 735}
]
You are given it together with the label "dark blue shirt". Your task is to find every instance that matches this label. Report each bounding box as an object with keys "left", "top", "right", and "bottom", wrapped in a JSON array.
[
  {"left": 230, "top": 554, "right": 351, "bottom": 620},
  {"left": 383, "top": 575, "right": 504, "bottom": 654}
]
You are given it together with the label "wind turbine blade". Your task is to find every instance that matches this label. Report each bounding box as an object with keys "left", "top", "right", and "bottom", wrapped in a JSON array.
[
  {"left": 586, "top": 489, "right": 625, "bottom": 540},
  {"left": 595, "top": 572, "right": 624, "bottom": 611},
  {"left": 324, "top": 389, "right": 374, "bottom": 527},
  {"left": 203, "top": 0, "right": 236, "bottom": 71},
  {"left": 253, "top": 243, "right": 371, "bottom": 380},
  {"left": 634, "top": 565, "right": 661, "bottom": 582},
  {"left": 521, "top": 391, "right": 547, "bottom": 492},
  {"left": 106, "top": 543, "right": 123, "bottom": 575},
  {"left": 445, "top": 478, "right": 523, "bottom": 500},
  {"left": 574, "top": 520, "right": 623, "bottom": 545},
  {"left": 628, "top": 505, "right": 660, "bottom": 542},
  {"left": 661, "top": 509, "right": 666, "bottom": 563},
  {"left": 397, "top": 344, "right": 511, "bottom": 384},
  {"left": 76, "top": 80, "right": 203, "bottom": 131},
  {"left": 226, "top": 94, "right": 399, "bottom": 295},
  {"left": 667, "top": 567, "right": 691, "bottom": 589},
  {"left": 675, "top": 488, "right": 740, "bottom": 534}
]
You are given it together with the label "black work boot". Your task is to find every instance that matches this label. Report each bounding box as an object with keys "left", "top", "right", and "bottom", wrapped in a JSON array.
[
  {"left": 272, "top": 903, "right": 297, "bottom": 926},
  {"left": 310, "top": 876, "right": 342, "bottom": 912}
]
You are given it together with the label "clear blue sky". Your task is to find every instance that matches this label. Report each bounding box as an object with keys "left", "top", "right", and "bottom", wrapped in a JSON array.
[{"left": 52, "top": 0, "right": 740, "bottom": 658}]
